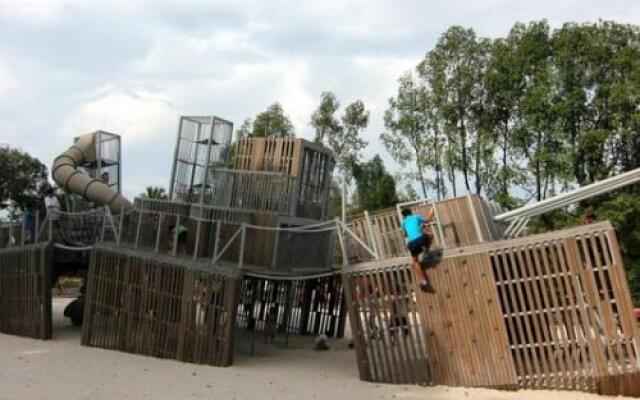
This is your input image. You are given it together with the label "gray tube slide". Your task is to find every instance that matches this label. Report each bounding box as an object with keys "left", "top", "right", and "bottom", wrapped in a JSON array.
[{"left": 52, "top": 132, "right": 133, "bottom": 211}]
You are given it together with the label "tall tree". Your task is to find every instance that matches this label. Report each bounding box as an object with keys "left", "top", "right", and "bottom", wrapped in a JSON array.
[
  {"left": 511, "top": 21, "right": 567, "bottom": 201},
  {"left": 252, "top": 103, "right": 294, "bottom": 137},
  {"left": 310, "top": 92, "right": 341, "bottom": 144},
  {"left": 381, "top": 73, "right": 432, "bottom": 198},
  {"left": 235, "top": 118, "right": 253, "bottom": 139},
  {"left": 0, "top": 147, "right": 48, "bottom": 216},
  {"left": 311, "top": 93, "right": 369, "bottom": 181},
  {"left": 424, "top": 26, "right": 489, "bottom": 194},
  {"left": 484, "top": 35, "right": 524, "bottom": 207},
  {"left": 352, "top": 155, "right": 398, "bottom": 211}
]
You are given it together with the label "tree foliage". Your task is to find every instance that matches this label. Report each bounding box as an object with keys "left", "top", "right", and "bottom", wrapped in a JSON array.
[
  {"left": 0, "top": 146, "right": 48, "bottom": 215},
  {"left": 311, "top": 92, "right": 369, "bottom": 180},
  {"left": 251, "top": 103, "right": 294, "bottom": 138},
  {"left": 381, "top": 19, "right": 640, "bottom": 302},
  {"left": 140, "top": 186, "right": 168, "bottom": 200},
  {"left": 352, "top": 155, "right": 398, "bottom": 211}
]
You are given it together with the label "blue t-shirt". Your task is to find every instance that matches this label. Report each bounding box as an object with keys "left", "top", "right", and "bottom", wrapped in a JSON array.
[{"left": 402, "top": 214, "right": 425, "bottom": 242}]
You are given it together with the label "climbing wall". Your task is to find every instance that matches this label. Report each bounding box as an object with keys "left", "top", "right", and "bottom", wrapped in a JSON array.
[{"left": 343, "top": 221, "right": 640, "bottom": 396}]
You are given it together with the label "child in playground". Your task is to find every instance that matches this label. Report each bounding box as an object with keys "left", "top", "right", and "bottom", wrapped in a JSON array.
[
  {"left": 401, "top": 208, "right": 436, "bottom": 293},
  {"left": 168, "top": 223, "right": 189, "bottom": 254}
]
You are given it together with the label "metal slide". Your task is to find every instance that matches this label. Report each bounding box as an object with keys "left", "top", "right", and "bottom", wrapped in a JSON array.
[{"left": 52, "top": 132, "right": 132, "bottom": 212}]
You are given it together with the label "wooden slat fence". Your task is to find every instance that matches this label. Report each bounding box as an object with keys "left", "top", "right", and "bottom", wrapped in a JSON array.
[
  {"left": 0, "top": 243, "right": 52, "bottom": 339},
  {"left": 82, "top": 245, "right": 241, "bottom": 366}
]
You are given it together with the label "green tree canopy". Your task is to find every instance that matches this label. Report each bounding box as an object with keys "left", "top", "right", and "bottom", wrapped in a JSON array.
[
  {"left": 0, "top": 146, "right": 48, "bottom": 215},
  {"left": 140, "top": 186, "right": 168, "bottom": 200},
  {"left": 251, "top": 103, "right": 294, "bottom": 138},
  {"left": 352, "top": 155, "right": 398, "bottom": 211},
  {"left": 311, "top": 92, "right": 369, "bottom": 181}
]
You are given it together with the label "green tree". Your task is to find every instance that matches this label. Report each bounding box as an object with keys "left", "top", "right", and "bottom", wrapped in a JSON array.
[
  {"left": 311, "top": 93, "right": 369, "bottom": 181},
  {"left": 235, "top": 118, "right": 253, "bottom": 139},
  {"left": 511, "top": 21, "right": 568, "bottom": 201},
  {"left": 252, "top": 103, "right": 294, "bottom": 138},
  {"left": 0, "top": 146, "right": 48, "bottom": 216},
  {"left": 140, "top": 186, "right": 168, "bottom": 200},
  {"left": 352, "top": 155, "right": 398, "bottom": 211},
  {"left": 381, "top": 73, "right": 432, "bottom": 198},
  {"left": 310, "top": 92, "right": 341, "bottom": 144},
  {"left": 424, "top": 26, "right": 490, "bottom": 194},
  {"left": 484, "top": 35, "right": 523, "bottom": 207}
]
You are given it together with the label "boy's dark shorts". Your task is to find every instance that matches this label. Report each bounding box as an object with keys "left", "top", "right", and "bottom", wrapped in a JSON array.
[
  {"left": 177, "top": 231, "right": 188, "bottom": 244},
  {"left": 407, "top": 234, "right": 432, "bottom": 257}
]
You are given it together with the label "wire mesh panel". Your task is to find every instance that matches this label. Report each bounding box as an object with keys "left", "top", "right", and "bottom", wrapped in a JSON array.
[
  {"left": 207, "top": 169, "right": 295, "bottom": 214},
  {"left": 0, "top": 243, "right": 52, "bottom": 339},
  {"left": 82, "top": 246, "right": 241, "bottom": 366},
  {"left": 169, "top": 116, "right": 233, "bottom": 203},
  {"left": 70, "top": 131, "right": 122, "bottom": 212}
]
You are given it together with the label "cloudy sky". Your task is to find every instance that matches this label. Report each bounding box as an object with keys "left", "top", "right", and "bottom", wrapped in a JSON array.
[{"left": 1, "top": 0, "right": 639, "bottom": 199}]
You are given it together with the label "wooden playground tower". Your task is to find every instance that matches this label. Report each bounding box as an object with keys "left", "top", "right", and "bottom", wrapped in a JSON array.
[{"left": 0, "top": 116, "right": 639, "bottom": 396}]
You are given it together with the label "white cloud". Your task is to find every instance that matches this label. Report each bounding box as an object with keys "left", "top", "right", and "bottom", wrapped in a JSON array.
[
  {"left": 64, "top": 86, "right": 175, "bottom": 143},
  {"left": 1, "top": 0, "right": 639, "bottom": 199}
]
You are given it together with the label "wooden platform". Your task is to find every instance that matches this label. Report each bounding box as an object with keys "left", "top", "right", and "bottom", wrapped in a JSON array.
[{"left": 343, "top": 221, "right": 640, "bottom": 396}]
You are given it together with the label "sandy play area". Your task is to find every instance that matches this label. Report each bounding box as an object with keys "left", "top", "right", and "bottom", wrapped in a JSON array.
[{"left": 0, "top": 298, "right": 630, "bottom": 400}]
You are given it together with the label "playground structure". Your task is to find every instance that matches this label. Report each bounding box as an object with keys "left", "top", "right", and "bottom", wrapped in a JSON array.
[{"left": 0, "top": 117, "right": 639, "bottom": 396}]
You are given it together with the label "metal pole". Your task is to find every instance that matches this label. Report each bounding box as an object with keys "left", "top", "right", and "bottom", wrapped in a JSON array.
[
  {"left": 100, "top": 207, "right": 107, "bottom": 242},
  {"left": 270, "top": 227, "right": 280, "bottom": 269},
  {"left": 335, "top": 219, "right": 348, "bottom": 266},
  {"left": 155, "top": 213, "right": 163, "bottom": 253},
  {"left": 341, "top": 181, "right": 347, "bottom": 226},
  {"left": 168, "top": 117, "right": 184, "bottom": 201},
  {"left": 21, "top": 210, "right": 26, "bottom": 246},
  {"left": 212, "top": 221, "right": 221, "bottom": 264},
  {"left": 238, "top": 223, "right": 246, "bottom": 269},
  {"left": 8, "top": 222, "right": 14, "bottom": 247},
  {"left": 117, "top": 207, "right": 124, "bottom": 246},
  {"left": 193, "top": 220, "right": 202, "bottom": 261},
  {"left": 35, "top": 211, "right": 40, "bottom": 243},
  {"left": 48, "top": 212, "right": 53, "bottom": 243},
  {"left": 198, "top": 117, "right": 216, "bottom": 206},
  {"left": 172, "top": 214, "right": 180, "bottom": 256},
  {"left": 134, "top": 212, "right": 142, "bottom": 249},
  {"left": 363, "top": 210, "right": 379, "bottom": 260}
]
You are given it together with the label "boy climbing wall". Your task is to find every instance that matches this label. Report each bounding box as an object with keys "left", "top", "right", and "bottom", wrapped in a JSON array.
[{"left": 401, "top": 208, "right": 436, "bottom": 293}]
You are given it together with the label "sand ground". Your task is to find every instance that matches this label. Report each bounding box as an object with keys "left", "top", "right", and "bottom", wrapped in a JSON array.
[{"left": 0, "top": 298, "right": 632, "bottom": 400}]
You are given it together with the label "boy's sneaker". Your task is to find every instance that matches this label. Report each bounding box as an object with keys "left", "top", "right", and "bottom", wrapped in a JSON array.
[{"left": 419, "top": 280, "right": 436, "bottom": 293}]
